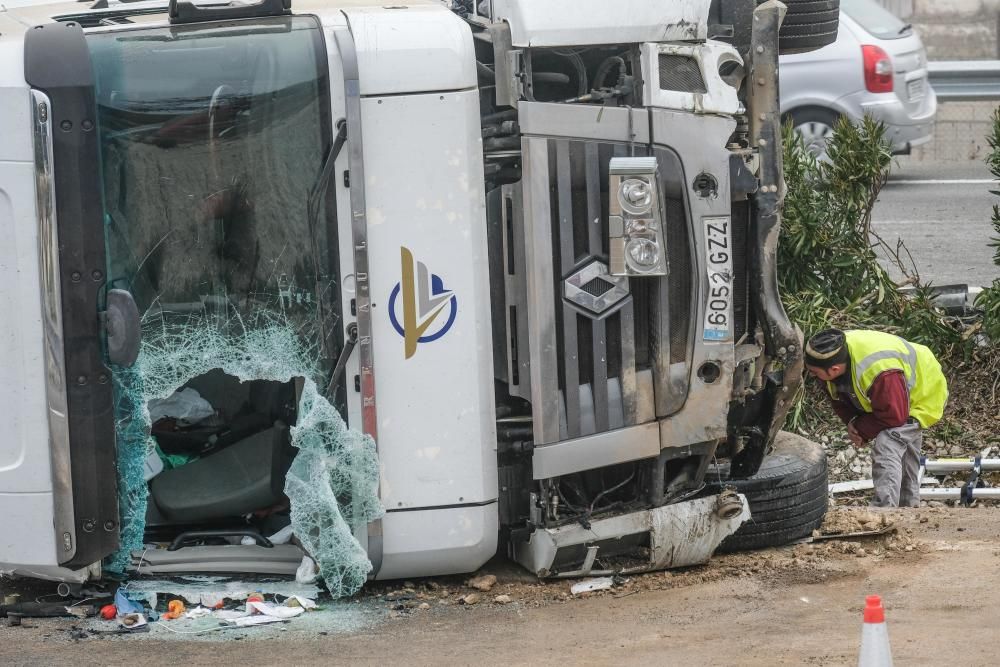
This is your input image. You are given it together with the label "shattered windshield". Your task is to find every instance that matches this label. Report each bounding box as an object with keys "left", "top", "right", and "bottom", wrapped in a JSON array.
[
  {"left": 86, "top": 18, "right": 383, "bottom": 597},
  {"left": 89, "top": 17, "right": 338, "bottom": 359}
]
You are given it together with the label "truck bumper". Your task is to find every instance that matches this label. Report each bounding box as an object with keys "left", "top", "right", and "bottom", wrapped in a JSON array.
[{"left": 512, "top": 492, "right": 749, "bottom": 577}]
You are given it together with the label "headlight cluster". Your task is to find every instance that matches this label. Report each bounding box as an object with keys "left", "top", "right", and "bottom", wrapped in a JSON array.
[{"left": 608, "top": 157, "right": 668, "bottom": 276}]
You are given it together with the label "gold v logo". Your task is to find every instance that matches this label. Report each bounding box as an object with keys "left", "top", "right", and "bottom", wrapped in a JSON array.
[{"left": 399, "top": 247, "right": 454, "bottom": 359}]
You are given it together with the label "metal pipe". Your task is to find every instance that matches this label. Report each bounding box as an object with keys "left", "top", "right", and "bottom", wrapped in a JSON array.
[
  {"left": 920, "top": 487, "right": 1000, "bottom": 501},
  {"left": 922, "top": 458, "right": 1000, "bottom": 474}
]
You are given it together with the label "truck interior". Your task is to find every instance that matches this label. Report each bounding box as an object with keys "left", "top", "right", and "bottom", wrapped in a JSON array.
[{"left": 86, "top": 16, "right": 343, "bottom": 559}]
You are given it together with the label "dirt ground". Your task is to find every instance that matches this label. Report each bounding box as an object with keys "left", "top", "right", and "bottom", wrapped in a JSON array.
[{"left": 3, "top": 505, "right": 1000, "bottom": 666}]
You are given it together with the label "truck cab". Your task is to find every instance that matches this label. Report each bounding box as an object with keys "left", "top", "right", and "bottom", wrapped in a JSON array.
[{"left": 0, "top": 0, "right": 812, "bottom": 588}]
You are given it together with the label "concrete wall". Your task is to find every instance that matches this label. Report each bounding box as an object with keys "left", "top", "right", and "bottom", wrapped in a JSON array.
[
  {"left": 876, "top": 0, "right": 1000, "bottom": 59},
  {"left": 910, "top": 101, "right": 997, "bottom": 162}
]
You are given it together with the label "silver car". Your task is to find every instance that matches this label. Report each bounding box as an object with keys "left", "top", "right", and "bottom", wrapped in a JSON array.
[{"left": 780, "top": 0, "right": 936, "bottom": 159}]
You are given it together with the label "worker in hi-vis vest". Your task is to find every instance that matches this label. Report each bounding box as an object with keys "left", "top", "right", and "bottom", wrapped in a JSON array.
[{"left": 804, "top": 328, "right": 949, "bottom": 507}]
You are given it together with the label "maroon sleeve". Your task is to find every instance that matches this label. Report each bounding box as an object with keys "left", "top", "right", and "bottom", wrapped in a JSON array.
[
  {"left": 852, "top": 370, "right": 910, "bottom": 442},
  {"left": 828, "top": 393, "right": 860, "bottom": 425}
]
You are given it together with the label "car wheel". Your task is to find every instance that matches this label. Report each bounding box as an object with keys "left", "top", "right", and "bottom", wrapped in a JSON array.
[
  {"left": 769, "top": 0, "right": 841, "bottom": 54},
  {"left": 704, "top": 431, "right": 828, "bottom": 552},
  {"left": 787, "top": 107, "right": 839, "bottom": 162}
]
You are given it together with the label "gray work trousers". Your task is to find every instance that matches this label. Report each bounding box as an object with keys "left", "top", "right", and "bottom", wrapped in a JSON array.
[{"left": 871, "top": 421, "right": 923, "bottom": 508}]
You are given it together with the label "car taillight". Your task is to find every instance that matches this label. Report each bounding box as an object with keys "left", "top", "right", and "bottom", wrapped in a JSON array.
[{"left": 862, "top": 45, "right": 893, "bottom": 93}]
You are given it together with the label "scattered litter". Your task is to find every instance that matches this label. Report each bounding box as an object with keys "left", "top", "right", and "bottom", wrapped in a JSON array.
[
  {"left": 285, "top": 595, "right": 317, "bottom": 611},
  {"left": 163, "top": 600, "right": 186, "bottom": 620},
  {"left": 231, "top": 615, "right": 288, "bottom": 627},
  {"left": 296, "top": 556, "right": 319, "bottom": 585},
  {"left": 183, "top": 607, "right": 214, "bottom": 620},
  {"left": 467, "top": 574, "right": 497, "bottom": 592},
  {"left": 148, "top": 388, "right": 215, "bottom": 425},
  {"left": 121, "top": 613, "right": 147, "bottom": 630},
  {"left": 100, "top": 605, "right": 117, "bottom": 620},
  {"left": 570, "top": 577, "right": 615, "bottom": 595},
  {"left": 115, "top": 589, "right": 144, "bottom": 616},
  {"left": 124, "top": 576, "right": 320, "bottom": 608},
  {"left": 246, "top": 600, "right": 305, "bottom": 620}
]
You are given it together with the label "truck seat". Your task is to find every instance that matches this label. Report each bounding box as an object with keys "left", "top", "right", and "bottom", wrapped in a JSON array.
[{"left": 149, "top": 421, "right": 293, "bottom": 523}]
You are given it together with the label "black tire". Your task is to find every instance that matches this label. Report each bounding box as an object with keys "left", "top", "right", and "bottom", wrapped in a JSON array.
[
  {"left": 770, "top": 0, "right": 841, "bottom": 54},
  {"left": 704, "top": 431, "right": 828, "bottom": 552}
]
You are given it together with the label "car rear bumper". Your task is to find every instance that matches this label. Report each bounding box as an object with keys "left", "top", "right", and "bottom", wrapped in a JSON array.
[{"left": 859, "top": 90, "right": 937, "bottom": 153}]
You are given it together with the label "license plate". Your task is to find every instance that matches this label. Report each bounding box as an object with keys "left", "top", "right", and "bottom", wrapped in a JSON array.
[
  {"left": 703, "top": 217, "right": 733, "bottom": 341},
  {"left": 907, "top": 79, "right": 924, "bottom": 100}
]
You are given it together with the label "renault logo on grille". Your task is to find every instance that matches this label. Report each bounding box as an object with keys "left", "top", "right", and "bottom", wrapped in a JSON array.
[{"left": 564, "top": 261, "right": 629, "bottom": 316}]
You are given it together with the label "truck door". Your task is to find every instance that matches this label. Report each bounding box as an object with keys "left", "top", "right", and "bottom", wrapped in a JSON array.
[{"left": 7, "top": 13, "right": 339, "bottom": 570}]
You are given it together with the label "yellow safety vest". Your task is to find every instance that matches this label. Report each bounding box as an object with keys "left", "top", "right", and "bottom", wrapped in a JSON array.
[{"left": 825, "top": 330, "right": 948, "bottom": 428}]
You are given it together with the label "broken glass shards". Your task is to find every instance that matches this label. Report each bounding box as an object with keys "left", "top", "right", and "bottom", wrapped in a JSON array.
[{"left": 109, "top": 311, "right": 383, "bottom": 599}]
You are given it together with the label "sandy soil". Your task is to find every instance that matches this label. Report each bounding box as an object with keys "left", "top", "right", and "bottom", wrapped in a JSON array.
[{"left": 3, "top": 506, "right": 1000, "bottom": 666}]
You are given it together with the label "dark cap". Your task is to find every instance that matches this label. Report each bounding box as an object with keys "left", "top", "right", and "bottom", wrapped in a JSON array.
[{"left": 805, "top": 328, "right": 849, "bottom": 369}]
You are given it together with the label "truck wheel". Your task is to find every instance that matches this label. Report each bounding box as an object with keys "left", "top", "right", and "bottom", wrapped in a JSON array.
[
  {"left": 771, "top": 0, "right": 840, "bottom": 55},
  {"left": 704, "top": 431, "right": 828, "bottom": 552}
]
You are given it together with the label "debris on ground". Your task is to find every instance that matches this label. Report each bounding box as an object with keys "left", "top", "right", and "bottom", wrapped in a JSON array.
[
  {"left": 814, "top": 508, "right": 895, "bottom": 540},
  {"left": 570, "top": 578, "right": 615, "bottom": 595},
  {"left": 494, "top": 595, "right": 512, "bottom": 604},
  {"left": 467, "top": 574, "right": 497, "bottom": 592},
  {"left": 459, "top": 593, "right": 481, "bottom": 606}
]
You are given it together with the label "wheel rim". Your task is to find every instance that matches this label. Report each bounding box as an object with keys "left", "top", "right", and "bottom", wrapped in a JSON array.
[{"left": 794, "top": 120, "right": 835, "bottom": 161}]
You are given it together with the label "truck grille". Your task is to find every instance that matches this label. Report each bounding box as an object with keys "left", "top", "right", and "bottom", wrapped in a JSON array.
[{"left": 495, "top": 138, "right": 695, "bottom": 445}]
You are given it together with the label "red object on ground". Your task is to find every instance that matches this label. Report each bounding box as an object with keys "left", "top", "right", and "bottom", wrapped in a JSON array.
[
  {"left": 247, "top": 595, "right": 264, "bottom": 603},
  {"left": 100, "top": 604, "right": 117, "bottom": 620},
  {"left": 863, "top": 595, "right": 885, "bottom": 623}
]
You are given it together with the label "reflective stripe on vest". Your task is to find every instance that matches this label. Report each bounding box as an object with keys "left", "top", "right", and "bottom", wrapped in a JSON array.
[
  {"left": 852, "top": 340, "right": 918, "bottom": 393},
  {"left": 824, "top": 330, "right": 948, "bottom": 429}
]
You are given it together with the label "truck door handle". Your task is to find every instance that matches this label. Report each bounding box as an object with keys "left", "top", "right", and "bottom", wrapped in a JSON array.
[{"left": 104, "top": 289, "right": 141, "bottom": 367}]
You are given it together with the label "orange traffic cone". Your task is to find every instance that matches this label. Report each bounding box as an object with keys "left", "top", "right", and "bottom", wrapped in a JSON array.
[{"left": 858, "top": 595, "right": 893, "bottom": 667}]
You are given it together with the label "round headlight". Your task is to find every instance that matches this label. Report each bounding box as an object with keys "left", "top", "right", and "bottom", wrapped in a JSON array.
[
  {"left": 626, "top": 238, "right": 659, "bottom": 268},
  {"left": 619, "top": 178, "right": 652, "bottom": 214}
]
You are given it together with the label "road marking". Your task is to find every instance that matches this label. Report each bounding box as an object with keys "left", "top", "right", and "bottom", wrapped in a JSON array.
[{"left": 886, "top": 179, "right": 994, "bottom": 185}]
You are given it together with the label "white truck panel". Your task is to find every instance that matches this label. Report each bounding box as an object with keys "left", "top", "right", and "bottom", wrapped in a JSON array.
[
  {"left": 376, "top": 504, "right": 498, "bottom": 579},
  {"left": 0, "top": 159, "right": 59, "bottom": 566},
  {"left": 361, "top": 87, "right": 498, "bottom": 510},
  {"left": 489, "top": 0, "right": 709, "bottom": 47},
  {"left": 343, "top": 5, "right": 477, "bottom": 97},
  {"left": 0, "top": 43, "right": 35, "bottom": 162}
]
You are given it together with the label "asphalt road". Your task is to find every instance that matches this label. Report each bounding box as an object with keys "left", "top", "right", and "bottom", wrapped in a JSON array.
[{"left": 872, "top": 159, "right": 997, "bottom": 287}]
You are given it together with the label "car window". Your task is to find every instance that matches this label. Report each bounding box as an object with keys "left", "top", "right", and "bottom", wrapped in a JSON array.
[{"left": 842, "top": 0, "right": 912, "bottom": 39}]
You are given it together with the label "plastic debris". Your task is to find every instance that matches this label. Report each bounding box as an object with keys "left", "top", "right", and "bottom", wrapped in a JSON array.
[
  {"left": 285, "top": 596, "right": 318, "bottom": 611},
  {"left": 100, "top": 605, "right": 117, "bottom": 620},
  {"left": 124, "top": 577, "right": 320, "bottom": 609},
  {"left": 163, "top": 600, "right": 186, "bottom": 620},
  {"left": 148, "top": 387, "right": 215, "bottom": 425},
  {"left": 183, "top": 607, "right": 214, "bottom": 620},
  {"left": 570, "top": 577, "right": 615, "bottom": 595},
  {"left": 108, "top": 313, "right": 384, "bottom": 599},
  {"left": 121, "top": 613, "right": 147, "bottom": 630},
  {"left": 296, "top": 556, "right": 320, "bottom": 585},
  {"left": 114, "top": 589, "right": 144, "bottom": 616},
  {"left": 268, "top": 525, "right": 295, "bottom": 545}
]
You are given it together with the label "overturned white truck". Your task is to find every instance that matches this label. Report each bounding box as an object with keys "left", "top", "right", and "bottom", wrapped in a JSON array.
[{"left": 0, "top": 0, "right": 835, "bottom": 588}]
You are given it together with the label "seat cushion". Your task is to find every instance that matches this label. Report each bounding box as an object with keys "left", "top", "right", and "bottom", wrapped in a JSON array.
[{"left": 150, "top": 425, "right": 282, "bottom": 522}]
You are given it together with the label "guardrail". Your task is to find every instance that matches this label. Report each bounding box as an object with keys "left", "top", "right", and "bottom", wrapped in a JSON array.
[{"left": 929, "top": 60, "right": 1000, "bottom": 101}]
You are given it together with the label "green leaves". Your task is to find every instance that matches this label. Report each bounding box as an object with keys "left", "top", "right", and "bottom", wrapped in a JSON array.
[{"left": 974, "top": 107, "right": 1000, "bottom": 341}]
